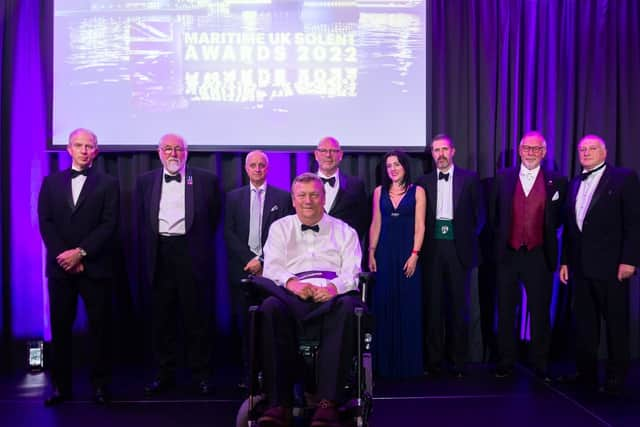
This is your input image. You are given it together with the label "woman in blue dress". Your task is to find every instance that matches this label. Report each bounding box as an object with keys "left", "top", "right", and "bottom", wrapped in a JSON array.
[{"left": 369, "top": 151, "right": 426, "bottom": 378}]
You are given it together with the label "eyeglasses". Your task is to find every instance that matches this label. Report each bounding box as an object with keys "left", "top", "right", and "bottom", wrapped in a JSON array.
[
  {"left": 161, "top": 146, "right": 185, "bottom": 154},
  {"left": 521, "top": 145, "right": 544, "bottom": 154},
  {"left": 578, "top": 146, "right": 601, "bottom": 154},
  {"left": 316, "top": 148, "right": 341, "bottom": 155}
]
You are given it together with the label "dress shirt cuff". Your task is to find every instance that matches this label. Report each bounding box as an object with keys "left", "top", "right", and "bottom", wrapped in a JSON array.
[
  {"left": 276, "top": 273, "right": 298, "bottom": 287},
  {"left": 331, "top": 276, "right": 357, "bottom": 294}
]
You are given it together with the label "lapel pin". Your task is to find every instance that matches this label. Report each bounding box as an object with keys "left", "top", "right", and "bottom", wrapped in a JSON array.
[
  {"left": 271, "top": 205, "right": 279, "bottom": 212},
  {"left": 187, "top": 175, "right": 193, "bottom": 185}
]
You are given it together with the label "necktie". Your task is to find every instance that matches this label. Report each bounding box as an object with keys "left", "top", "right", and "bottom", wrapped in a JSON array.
[
  {"left": 164, "top": 173, "right": 181, "bottom": 183},
  {"left": 580, "top": 163, "right": 605, "bottom": 181},
  {"left": 248, "top": 188, "right": 263, "bottom": 254},
  {"left": 321, "top": 177, "right": 336, "bottom": 187},
  {"left": 438, "top": 172, "right": 449, "bottom": 181},
  {"left": 71, "top": 169, "right": 88, "bottom": 178},
  {"left": 301, "top": 224, "right": 320, "bottom": 232}
]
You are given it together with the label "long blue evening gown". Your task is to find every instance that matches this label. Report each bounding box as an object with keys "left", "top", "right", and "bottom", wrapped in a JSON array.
[{"left": 372, "top": 185, "right": 423, "bottom": 378}]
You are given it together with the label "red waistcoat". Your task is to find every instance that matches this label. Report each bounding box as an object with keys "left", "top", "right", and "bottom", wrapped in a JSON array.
[{"left": 509, "top": 172, "right": 546, "bottom": 250}]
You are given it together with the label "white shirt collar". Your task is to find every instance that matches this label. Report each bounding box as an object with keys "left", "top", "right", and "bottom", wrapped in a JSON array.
[{"left": 520, "top": 164, "right": 540, "bottom": 176}]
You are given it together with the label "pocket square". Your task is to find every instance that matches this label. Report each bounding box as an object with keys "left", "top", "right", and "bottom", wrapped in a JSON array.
[
  {"left": 552, "top": 191, "right": 559, "bottom": 201},
  {"left": 270, "top": 205, "right": 279, "bottom": 212}
]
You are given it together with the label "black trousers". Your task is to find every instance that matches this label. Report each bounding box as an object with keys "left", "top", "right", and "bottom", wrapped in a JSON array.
[
  {"left": 259, "top": 293, "right": 364, "bottom": 407},
  {"left": 48, "top": 275, "right": 112, "bottom": 394},
  {"left": 573, "top": 274, "right": 630, "bottom": 381},
  {"left": 424, "top": 239, "right": 471, "bottom": 369},
  {"left": 496, "top": 246, "right": 552, "bottom": 371},
  {"left": 152, "top": 235, "right": 211, "bottom": 381}
]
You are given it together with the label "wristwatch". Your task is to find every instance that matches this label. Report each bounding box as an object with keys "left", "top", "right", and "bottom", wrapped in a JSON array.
[{"left": 78, "top": 248, "right": 87, "bottom": 257}]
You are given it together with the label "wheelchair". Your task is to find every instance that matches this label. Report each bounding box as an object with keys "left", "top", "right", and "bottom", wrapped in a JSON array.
[{"left": 235, "top": 273, "right": 375, "bottom": 427}]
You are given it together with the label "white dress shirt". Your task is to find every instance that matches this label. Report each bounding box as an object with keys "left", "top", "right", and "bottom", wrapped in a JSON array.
[
  {"left": 575, "top": 162, "right": 606, "bottom": 231},
  {"left": 158, "top": 168, "right": 186, "bottom": 235},
  {"left": 519, "top": 164, "right": 541, "bottom": 197},
  {"left": 436, "top": 165, "right": 454, "bottom": 220},
  {"left": 263, "top": 213, "right": 361, "bottom": 294},
  {"left": 71, "top": 169, "right": 88, "bottom": 205},
  {"left": 318, "top": 171, "right": 340, "bottom": 213}
]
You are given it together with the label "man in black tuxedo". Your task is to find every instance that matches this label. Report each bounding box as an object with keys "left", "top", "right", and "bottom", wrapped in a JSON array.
[
  {"left": 137, "top": 134, "right": 221, "bottom": 395},
  {"left": 490, "top": 131, "right": 567, "bottom": 380},
  {"left": 38, "top": 128, "right": 119, "bottom": 406},
  {"left": 416, "top": 134, "right": 485, "bottom": 377},
  {"left": 559, "top": 135, "right": 640, "bottom": 394},
  {"left": 224, "top": 150, "right": 292, "bottom": 382},
  {"left": 314, "top": 137, "right": 368, "bottom": 242}
]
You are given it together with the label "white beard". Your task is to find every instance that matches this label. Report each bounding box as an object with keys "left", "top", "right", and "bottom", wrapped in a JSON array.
[{"left": 165, "top": 158, "right": 181, "bottom": 174}]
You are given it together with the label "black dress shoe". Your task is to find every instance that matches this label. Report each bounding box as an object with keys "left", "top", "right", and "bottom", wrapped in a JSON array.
[
  {"left": 197, "top": 380, "right": 213, "bottom": 395},
  {"left": 450, "top": 367, "right": 467, "bottom": 379},
  {"left": 494, "top": 366, "right": 514, "bottom": 378},
  {"left": 94, "top": 386, "right": 111, "bottom": 405},
  {"left": 534, "top": 369, "right": 552, "bottom": 384},
  {"left": 44, "top": 389, "right": 70, "bottom": 407},
  {"left": 600, "top": 376, "right": 624, "bottom": 396},
  {"left": 144, "top": 379, "right": 176, "bottom": 396},
  {"left": 556, "top": 373, "right": 597, "bottom": 388},
  {"left": 423, "top": 365, "right": 443, "bottom": 377}
]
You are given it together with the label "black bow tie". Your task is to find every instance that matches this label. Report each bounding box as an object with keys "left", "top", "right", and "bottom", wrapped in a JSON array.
[
  {"left": 70, "top": 169, "right": 88, "bottom": 178},
  {"left": 164, "top": 173, "right": 182, "bottom": 183},
  {"left": 321, "top": 177, "right": 336, "bottom": 187},
  {"left": 301, "top": 224, "right": 320, "bottom": 232},
  {"left": 438, "top": 172, "right": 450, "bottom": 182},
  {"left": 580, "top": 163, "right": 605, "bottom": 181}
]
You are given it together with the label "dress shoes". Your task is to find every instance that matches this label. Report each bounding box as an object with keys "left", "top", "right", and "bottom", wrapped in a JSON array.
[
  {"left": 494, "top": 366, "right": 514, "bottom": 378},
  {"left": 556, "top": 373, "right": 597, "bottom": 389},
  {"left": 257, "top": 405, "right": 292, "bottom": 427},
  {"left": 450, "top": 366, "right": 467, "bottom": 379},
  {"left": 197, "top": 379, "right": 213, "bottom": 395},
  {"left": 423, "top": 365, "right": 443, "bottom": 377},
  {"left": 144, "top": 378, "right": 176, "bottom": 396},
  {"left": 599, "top": 376, "right": 624, "bottom": 396},
  {"left": 94, "top": 386, "right": 111, "bottom": 405},
  {"left": 534, "top": 368, "right": 552, "bottom": 384},
  {"left": 311, "top": 399, "right": 341, "bottom": 427},
  {"left": 44, "top": 389, "right": 71, "bottom": 407}
]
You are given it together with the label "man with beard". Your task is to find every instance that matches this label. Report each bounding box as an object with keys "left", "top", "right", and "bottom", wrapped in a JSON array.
[
  {"left": 416, "top": 134, "right": 485, "bottom": 377},
  {"left": 137, "top": 134, "right": 221, "bottom": 395},
  {"left": 489, "top": 131, "right": 567, "bottom": 381}
]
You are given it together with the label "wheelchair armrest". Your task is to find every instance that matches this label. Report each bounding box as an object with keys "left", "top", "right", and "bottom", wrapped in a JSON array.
[{"left": 357, "top": 272, "right": 375, "bottom": 304}]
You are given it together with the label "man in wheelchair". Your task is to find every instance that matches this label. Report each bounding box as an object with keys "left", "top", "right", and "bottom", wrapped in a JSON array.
[{"left": 256, "top": 172, "right": 365, "bottom": 427}]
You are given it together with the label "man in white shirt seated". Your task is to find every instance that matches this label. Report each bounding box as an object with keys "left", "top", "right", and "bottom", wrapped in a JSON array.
[{"left": 257, "top": 172, "right": 363, "bottom": 427}]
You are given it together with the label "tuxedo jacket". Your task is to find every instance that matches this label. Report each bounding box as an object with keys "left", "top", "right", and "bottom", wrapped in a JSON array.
[
  {"left": 224, "top": 183, "right": 293, "bottom": 281},
  {"left": 327, "top": 171, "right": 369, "bottom": 241},
  {"left": 489, "top": 166, "right": 567, "bottom": 271},
  {"left": 136, "top": 167, "right": 221, "bottom": 287},
  {"left": 416, "top": 166, "right": 485, "bottom": 268},
  {"left": 38, "top": 167, "right": 120, "bottom": 280},
  {"left": 562, "top": 165, "right": 640, "bottom": 280}
]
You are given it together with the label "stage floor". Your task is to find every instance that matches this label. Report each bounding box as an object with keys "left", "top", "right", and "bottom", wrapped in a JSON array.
[{"left": 1, "top": 363, "right": 639, "bottom": 427}]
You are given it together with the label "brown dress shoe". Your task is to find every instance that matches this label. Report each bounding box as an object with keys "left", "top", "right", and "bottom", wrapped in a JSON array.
[
  {"left": 311, "top": 400, "right": 341, "bottom": 427},
  {"left": 258, "top": 406, "right": 292, "bottom": 427}
]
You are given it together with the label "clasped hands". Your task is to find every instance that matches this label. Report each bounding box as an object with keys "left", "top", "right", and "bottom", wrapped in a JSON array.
[
  {"left": 286, "top": 279, "right": 337, "bottom": 302},
  {"left": 56, "top": 248, "right": 84, "bottom": 274}
]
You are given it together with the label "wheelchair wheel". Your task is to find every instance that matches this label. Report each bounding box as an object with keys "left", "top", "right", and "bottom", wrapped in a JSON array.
[{"left": 235, "top": 394, "right": 265, "bottom": 427}]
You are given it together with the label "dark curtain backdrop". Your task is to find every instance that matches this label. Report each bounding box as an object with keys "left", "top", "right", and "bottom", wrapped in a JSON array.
[{"left": 1, "top": 0, "right": 639, "bottom": 370}]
